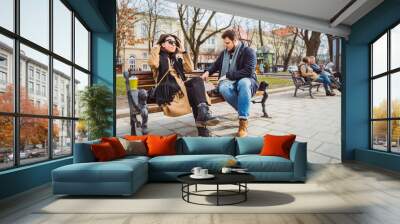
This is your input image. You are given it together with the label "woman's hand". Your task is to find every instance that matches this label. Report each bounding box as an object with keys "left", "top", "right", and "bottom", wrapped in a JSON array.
[
  {"left": 201, "top": 71, "right": 209, "bottom": 81},
  {"left": 177, "top": 46, "right": 185, "bottom": 53}
]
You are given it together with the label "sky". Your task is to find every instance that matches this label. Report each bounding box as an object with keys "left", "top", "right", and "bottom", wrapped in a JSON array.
[{"left": 0, "top": 0, "right": 89, "bottom": 70}]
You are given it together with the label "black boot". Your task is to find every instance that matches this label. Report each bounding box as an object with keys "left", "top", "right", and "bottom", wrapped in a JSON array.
[
  {"left": 197, "top": 127, "right": 211, "bottom": 137},
  {"left": 326, "top": 89, "right": 336, "bottom": 96},
  {"left": 196, "top": 103, "right": 220, "bottom": 127}
]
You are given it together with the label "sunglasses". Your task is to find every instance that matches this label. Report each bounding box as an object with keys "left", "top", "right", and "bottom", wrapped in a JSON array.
[{"left": 165, "top": 39, "right": 177, "bottom": 46}]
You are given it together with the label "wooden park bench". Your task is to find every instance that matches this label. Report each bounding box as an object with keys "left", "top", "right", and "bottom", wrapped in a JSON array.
[
  {"left": 290, "top": 71, "right": 321, "bottom": 99},
  {"left": 123, "top": 70, "right": 270, "bottom": 135}
]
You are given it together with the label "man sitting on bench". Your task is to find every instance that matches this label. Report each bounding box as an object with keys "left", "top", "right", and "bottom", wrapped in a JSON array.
[
  {"left": 299, "top": 56, "right": 335, "bottom": 96},
  {"left": 201, "top": 30, "right": 259, "bottom": 137},
  {"left": 309, "top": 56, "right": 342, "bottom": 92}
]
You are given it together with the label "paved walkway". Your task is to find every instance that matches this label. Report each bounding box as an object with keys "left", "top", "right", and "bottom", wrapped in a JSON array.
[{"left": 117, "top": 89, "right": 341, "bottom": 164}]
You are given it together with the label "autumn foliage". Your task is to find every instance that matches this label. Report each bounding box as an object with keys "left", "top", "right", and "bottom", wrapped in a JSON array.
[
  {"left": 372, "top": 99, "right": 400, "bottom": 141},
  {"left": 0, "top": 84, "right": 59, "bottom": 150}
]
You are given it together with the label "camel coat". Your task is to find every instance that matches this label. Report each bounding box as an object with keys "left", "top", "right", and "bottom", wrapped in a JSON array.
[
  {"left": 299, "top": 62, "right": 319, "bottom": 80},
  {"left": 148, "top": 45, "right": 211, "bottom": 117}
]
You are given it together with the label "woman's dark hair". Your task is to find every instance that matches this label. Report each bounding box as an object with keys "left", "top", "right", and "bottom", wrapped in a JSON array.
[
  {"left": 221, "top": 29, "right": 238, "bottom": 41},
  {"left": 157, "top": 34, "right": 181, "bottom": 49}
]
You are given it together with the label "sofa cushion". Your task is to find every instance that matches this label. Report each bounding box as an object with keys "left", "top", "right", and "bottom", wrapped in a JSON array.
[
  {"left": 119, "top": 138, "right": 147, "bottom": 156},
  {"left": 236, "top": 137, "right": 263, "bottom": 155},
  {"left": 101, "top": 137, "right": 127, "bottom": 158},
  {"left": 147, "top": 134, "right": 177, "bottom": 157},
  {"left": 148, "top": 154, "right": 235, "bottom": 172},
  {"left": 178, "top": 137, "right": 236, "bottom": 155},
  {"left": 90, "top": 142, "right": 118, "bottom": 162},
  {"left": 236, "top": 155, "right": 293, "bottom": 172},
  {"left": 73, "top": 139, "right": 100, "bottom": 163},
  {"left": 52, "top": 158, "right": 147, "bottom": 183},
  {"left": 260, "top": 134, "right": 296, "bottom": 159}
]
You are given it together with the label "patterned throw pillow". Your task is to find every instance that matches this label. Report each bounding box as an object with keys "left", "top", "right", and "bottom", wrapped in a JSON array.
[{"left": 118, "top": 138, "right": 147, "bottom": 156}]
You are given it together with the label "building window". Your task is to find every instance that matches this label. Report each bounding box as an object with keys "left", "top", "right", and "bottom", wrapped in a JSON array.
[
  {"left": 36, "top": 83, "right": 40, "bottom": 95},
  {"left": 0, "top": 0, "right": 91, "bottom": 170},
  {"left": 140, "top": 23, "right": 147, "bottom": 38},
  {"left": 142, "top": 52, "right": 148, "bottom": 59},
  {"left": 142, "top": 64, "right": 149, "bottom": 71},
  {"left": 0, "top": 71, "right": 7, "bottom": 88},
  {"left": 28, "top": 81, "right": 34, "bottom": 94},
  {"left": 28, "top": 67, "right": 34, "bottom": 80},
  {"left": 370, "top": 23, "right": 400, "bottom": 154}
]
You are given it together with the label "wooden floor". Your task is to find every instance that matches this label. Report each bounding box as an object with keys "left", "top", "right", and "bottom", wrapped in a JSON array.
[{"left": 1, "top": 162, "right": 400, "bottom": 224}]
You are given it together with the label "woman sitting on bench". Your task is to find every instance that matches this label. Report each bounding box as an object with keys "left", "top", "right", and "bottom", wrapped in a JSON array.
[
  {"left": 298, "top": 56, "right": 335, "bottom": 96},
  {"left": 148, "top": 34, "right": 219, "bottom": 136}
]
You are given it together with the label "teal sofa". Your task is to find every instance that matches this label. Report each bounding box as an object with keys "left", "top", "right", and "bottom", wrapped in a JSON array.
[{"left": 52, "top": 137, "right": 307, "bottom": 196}]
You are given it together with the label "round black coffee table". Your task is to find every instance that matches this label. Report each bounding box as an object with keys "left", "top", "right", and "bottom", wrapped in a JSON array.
[{"left": 177, "top": 173, "right": 255, "bottom": 206}]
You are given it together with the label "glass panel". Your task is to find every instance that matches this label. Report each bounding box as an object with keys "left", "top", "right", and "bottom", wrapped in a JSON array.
[
  {"left": 391, "top": 24, "right": 400, "bottom": 70},
  {"left": 0, "top": 116, "right": 14, "bottom": 170},
  {"left": 372, "top": 33, "right": 387, "bottom": 76},
  {"left": 53, "top": 59, "right": 72, "bottom": 117},
  {"left": 75, "top": 120, "right": 88, "bottom": 143},
  {"left": 74, "top": 18, "right": 89, "bottom": 70},
  {"left": 372, "top": 76, "right": 387, "bottom": 119},
  {"left": 391, "top": 72, "right": 400, "bottom": 118},
  {"left": 20, "top": 44, "right": 49, "bottom": 115},
  {"left": 53, "top": 119, "right": 72, "bottom": 157},
  {"left": 391, "top": 120, "right": 400, "bottom": 153},
  {"left": 20, "top": 0, "right": 49, "bottom": 49},
  {"left": 53, "top": 0, "right": 72, "bottom": 60},
  {"left": 74, "top": 69, "right": 89, "bottom": 118},
  {"left": 20, "top": 117, "right": 49, "bottom": 165},
  {"left": 0, "top": 35, "right": 14, "bottom": 112},
  {"left": 0, "top": 0, "right": 14, "bottom": 31},
  {"left": 372, "top": 121, "right": 388, "bottom": 151}
]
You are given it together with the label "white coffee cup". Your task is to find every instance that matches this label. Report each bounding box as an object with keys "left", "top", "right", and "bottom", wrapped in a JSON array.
[
  {"left": 221, "top": 167, "right": 232, "bottom": 174},
  {"left": 191, "top": 167, "right": 202, "bottom": 176},
  {"left": 200, "top": 169, "right": 208, "bottom": 176}
]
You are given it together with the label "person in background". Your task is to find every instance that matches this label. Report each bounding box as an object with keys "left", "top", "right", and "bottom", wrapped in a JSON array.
[
  {"left": 259, "top": 63, "right": 265, "bottom": 74},
  {"left": 309, "top": 56, "right": 341, "bottom": 92},
  {"left": 201, "top": 30, "right": 259, "bottom": 137},
  {"left": 298, "top": 56, "right": 335, "bottom": 96},
  {"left": 148, "top": 34, "right": 219, "bottom": 137}
]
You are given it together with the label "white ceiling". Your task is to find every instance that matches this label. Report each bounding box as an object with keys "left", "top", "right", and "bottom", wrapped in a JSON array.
[{"left": 167, "top": 0, "right": 384, "bottom": 37}]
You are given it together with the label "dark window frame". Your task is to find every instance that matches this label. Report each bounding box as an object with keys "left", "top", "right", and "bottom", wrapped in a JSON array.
[
  {"left": 0, "top": 0, "right": 92, "bottom": 171},
  {"left": 370, "top": 21, "right": 400, "bottom": 154}
]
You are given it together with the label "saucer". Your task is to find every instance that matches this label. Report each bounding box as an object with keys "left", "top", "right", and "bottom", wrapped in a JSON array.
[{"left": 190, "top": 174, "right": 215, "bottom": 179}]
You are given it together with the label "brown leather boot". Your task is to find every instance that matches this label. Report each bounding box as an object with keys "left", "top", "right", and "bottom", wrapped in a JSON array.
[{"left": 237, "top": 119, "right": 248, "bottom": 137}]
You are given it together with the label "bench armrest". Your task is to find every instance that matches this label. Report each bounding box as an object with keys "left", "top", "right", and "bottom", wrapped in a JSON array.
[{"left": 289, "top": 141, "right": 307, "bottom": 181}]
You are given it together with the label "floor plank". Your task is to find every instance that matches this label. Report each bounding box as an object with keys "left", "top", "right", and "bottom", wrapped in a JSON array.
[{"left": 1, "top": 162, "right": 400, "bottom": 224}]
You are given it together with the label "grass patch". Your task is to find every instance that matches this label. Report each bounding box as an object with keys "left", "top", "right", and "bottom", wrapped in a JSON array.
[
  {"left": 116, "top": 75, "right": 126, "bottom": 96},
  {"left": 257, "top": 76, "right": 293, "bottom": 89}
]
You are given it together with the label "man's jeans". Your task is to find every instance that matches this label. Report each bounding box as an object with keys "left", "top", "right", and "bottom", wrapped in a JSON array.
[
  {"left": 218, "top": 78, "right": 252, "bottom": 119},
  {"left": 315, "top": 71, "right": 332, "bottom": 91}
]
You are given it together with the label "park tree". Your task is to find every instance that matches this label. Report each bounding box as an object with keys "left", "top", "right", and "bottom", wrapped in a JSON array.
[
  {"left": 326, "top": 34, "right": 335, "bottom": 62},
  {"left": 177, "top": 4, "right": 234, "bottom": 69},
  {"left": 299, "top": 29, "right": 321, "bottom": 57},
  {"left": 116, "top": 0, "right": 141, "bottom": 62},
  {"left": 281, "top": 27, "right": 299, "bottom": 71},
  {"left": 232, "top": 18, "right": 255, "bottom": 47},
  {"left": 141, "top": 0, "right": 165, "bottom": 53},
  {"left": 258, "top": 20, "right": 264, "bottom": 48}
]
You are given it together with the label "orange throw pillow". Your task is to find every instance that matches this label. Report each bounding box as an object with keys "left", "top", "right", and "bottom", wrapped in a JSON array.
[
  {"left": 91, "top": 142, "right": 117, "bottom": 162},
  {"left": 260, "top": 134, "right": 296, "bottom": 159},
  {"left": 146, "top": 134, "right": 177, "bottom": 157},
  {"left": 101, "top": 137, "right": 127, "bottom": 158},
  {"left": 124, "top": 135, "right": 148, "bottom": 142}
]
